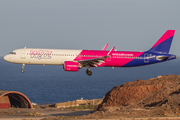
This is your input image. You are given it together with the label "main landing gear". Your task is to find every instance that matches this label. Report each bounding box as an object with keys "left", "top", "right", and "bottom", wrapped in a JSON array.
[
  {"left": 86, "top": 69, "right": 92, "bottom": 76},
  {"left": 21, "top": 64, "right": 25, "bottom": 73},
  {"left": 86, "top": 65, "right": 92, "bottom": 76}
]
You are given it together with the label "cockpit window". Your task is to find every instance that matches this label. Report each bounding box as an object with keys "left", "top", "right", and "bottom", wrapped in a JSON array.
[{"left": 9, "top": 52, "right": 16, "bottom": 55}]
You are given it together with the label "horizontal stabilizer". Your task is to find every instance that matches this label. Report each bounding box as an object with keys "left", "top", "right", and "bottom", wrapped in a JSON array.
[{"left": 156, "top": 56, "right": 175, "bottom": 60}]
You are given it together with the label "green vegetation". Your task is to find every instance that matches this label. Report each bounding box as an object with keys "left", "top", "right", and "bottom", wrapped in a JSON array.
[
  {"left": 0, "top": 110, "right": 21, "bottom": 115},
  {"left": 42, "top": 115, "right": 77, "bottom": 120},
  {"left": 21, "top": 111, "right": 43, "bottom": 116},
  {"left": 67, "top": 105, "right": 93, "bottom": 110},
  {"left": 57, "top": 115, "right": 76, "bottom": 119}
]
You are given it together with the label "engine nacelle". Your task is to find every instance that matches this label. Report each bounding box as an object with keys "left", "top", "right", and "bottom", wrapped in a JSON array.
[{"left": 63, "top": 61, "right": 79, "bottom": 71}]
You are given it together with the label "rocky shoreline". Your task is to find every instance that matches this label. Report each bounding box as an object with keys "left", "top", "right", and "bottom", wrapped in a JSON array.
[{"left": 86, "top": 74, "right": 180, "bottom": 118}]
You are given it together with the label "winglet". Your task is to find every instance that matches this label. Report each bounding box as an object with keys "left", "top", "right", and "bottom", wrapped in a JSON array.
[
  {"left": 102, "top": 43, "right": 109, "bottom": 51},
  {"left": 103, "top": 47, "right": 115, "bottom": 59},
  {"left": 107, "top": 47, "right": 115, "bottom": 55}
]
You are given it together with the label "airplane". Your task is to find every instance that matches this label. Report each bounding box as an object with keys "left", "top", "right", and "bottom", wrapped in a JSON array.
[{"left": 4, "top": 30, "right": 177, "bottom": 76}]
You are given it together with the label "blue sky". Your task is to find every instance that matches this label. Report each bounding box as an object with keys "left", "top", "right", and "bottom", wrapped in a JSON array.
[{"left": 0, "top": 0, "right": 180, "bottom": 56}]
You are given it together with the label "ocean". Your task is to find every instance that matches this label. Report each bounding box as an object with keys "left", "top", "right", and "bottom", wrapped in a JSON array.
[{"left": 0, "top": 57, "right": 179, "bottom": 104}]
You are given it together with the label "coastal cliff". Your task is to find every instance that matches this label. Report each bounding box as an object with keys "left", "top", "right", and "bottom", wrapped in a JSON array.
[{"left": 93, "top": 74, "right": 180, "bottom": 117}]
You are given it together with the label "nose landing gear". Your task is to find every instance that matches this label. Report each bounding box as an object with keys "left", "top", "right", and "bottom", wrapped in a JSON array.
[{"left": 21, "top": 64, "right": 25, "bottom": 73}]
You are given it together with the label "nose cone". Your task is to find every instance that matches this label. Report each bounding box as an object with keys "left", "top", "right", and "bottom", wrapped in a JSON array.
[
  {"left": 4, "top": 55, "right": 8, "bottom": 61},
  {"left": 3, "top": 55, "right": 11, "bottom": 62}
]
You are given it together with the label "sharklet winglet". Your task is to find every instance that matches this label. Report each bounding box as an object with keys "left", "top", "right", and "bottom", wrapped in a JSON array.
[
  {"left": 107, "top": 47, "right": 115, "bottom": 55},
  {"left": 102, "top": 43, "right": 109, "bottom": 51}
]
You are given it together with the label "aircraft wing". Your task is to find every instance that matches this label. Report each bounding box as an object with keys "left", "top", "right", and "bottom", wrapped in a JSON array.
[{"left": 77, "top": 47, "right": 115, "bottom": 67}]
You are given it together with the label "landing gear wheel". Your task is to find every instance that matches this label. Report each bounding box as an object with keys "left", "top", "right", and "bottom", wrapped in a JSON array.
[
  {"left": 21, "top": 64, "right": 25, "bottom": 73},
  {"left": 86, "top": 69, "right": 92, "bottom": 76},
  {"left": 21, "top": 69, "right": 24, "bottom": 73}
]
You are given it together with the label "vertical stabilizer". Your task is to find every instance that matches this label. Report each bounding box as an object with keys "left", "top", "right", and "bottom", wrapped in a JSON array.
[{"left": 148, "top": 30, "right": 175, "bottom": 54}]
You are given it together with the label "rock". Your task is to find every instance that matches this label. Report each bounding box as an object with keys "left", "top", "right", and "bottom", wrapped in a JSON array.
[
  {"left": 74, "top": 75, "right": 180, "bottom": 118},
  {"left": 98, "top": 74, "right": 180, "bottom": 113}
]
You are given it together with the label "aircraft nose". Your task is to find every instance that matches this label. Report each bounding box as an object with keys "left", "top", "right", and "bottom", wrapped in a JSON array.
[{"left": 3, "top": 55, "right": 11, "bottom": 62}]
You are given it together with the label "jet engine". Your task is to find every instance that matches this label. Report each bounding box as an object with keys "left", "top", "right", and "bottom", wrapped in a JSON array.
[{"left": 63, "top": 61, "right": 79, "bottom": 71}]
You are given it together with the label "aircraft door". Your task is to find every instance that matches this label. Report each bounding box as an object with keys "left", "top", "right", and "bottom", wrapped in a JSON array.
[
  {"left": 21, "top": 48, "right": 26, "bottom": 59},
  {"left": 107, "top": 55, "right": 111, "bottom": 61},
  {"left": 144, "top": 53, "right": 149, "bottom": 63}
]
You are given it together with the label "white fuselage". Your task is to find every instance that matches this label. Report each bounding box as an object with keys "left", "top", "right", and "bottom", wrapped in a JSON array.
[{"left": 4, "top": 48, "right": 82, "bottom": 65}]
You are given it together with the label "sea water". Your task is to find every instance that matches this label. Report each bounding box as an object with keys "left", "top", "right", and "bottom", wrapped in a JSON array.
[{"left": 0, "top": 57, "right": 179, "bottom": 104}]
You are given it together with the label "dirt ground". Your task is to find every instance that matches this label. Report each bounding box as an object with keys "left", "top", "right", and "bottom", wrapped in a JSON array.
[
  {"left": 0, "top": 108, "right": 91, "bottom": 120},
  {"left": 1, "top": 105, "right": 180, "bottom": 120}
]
